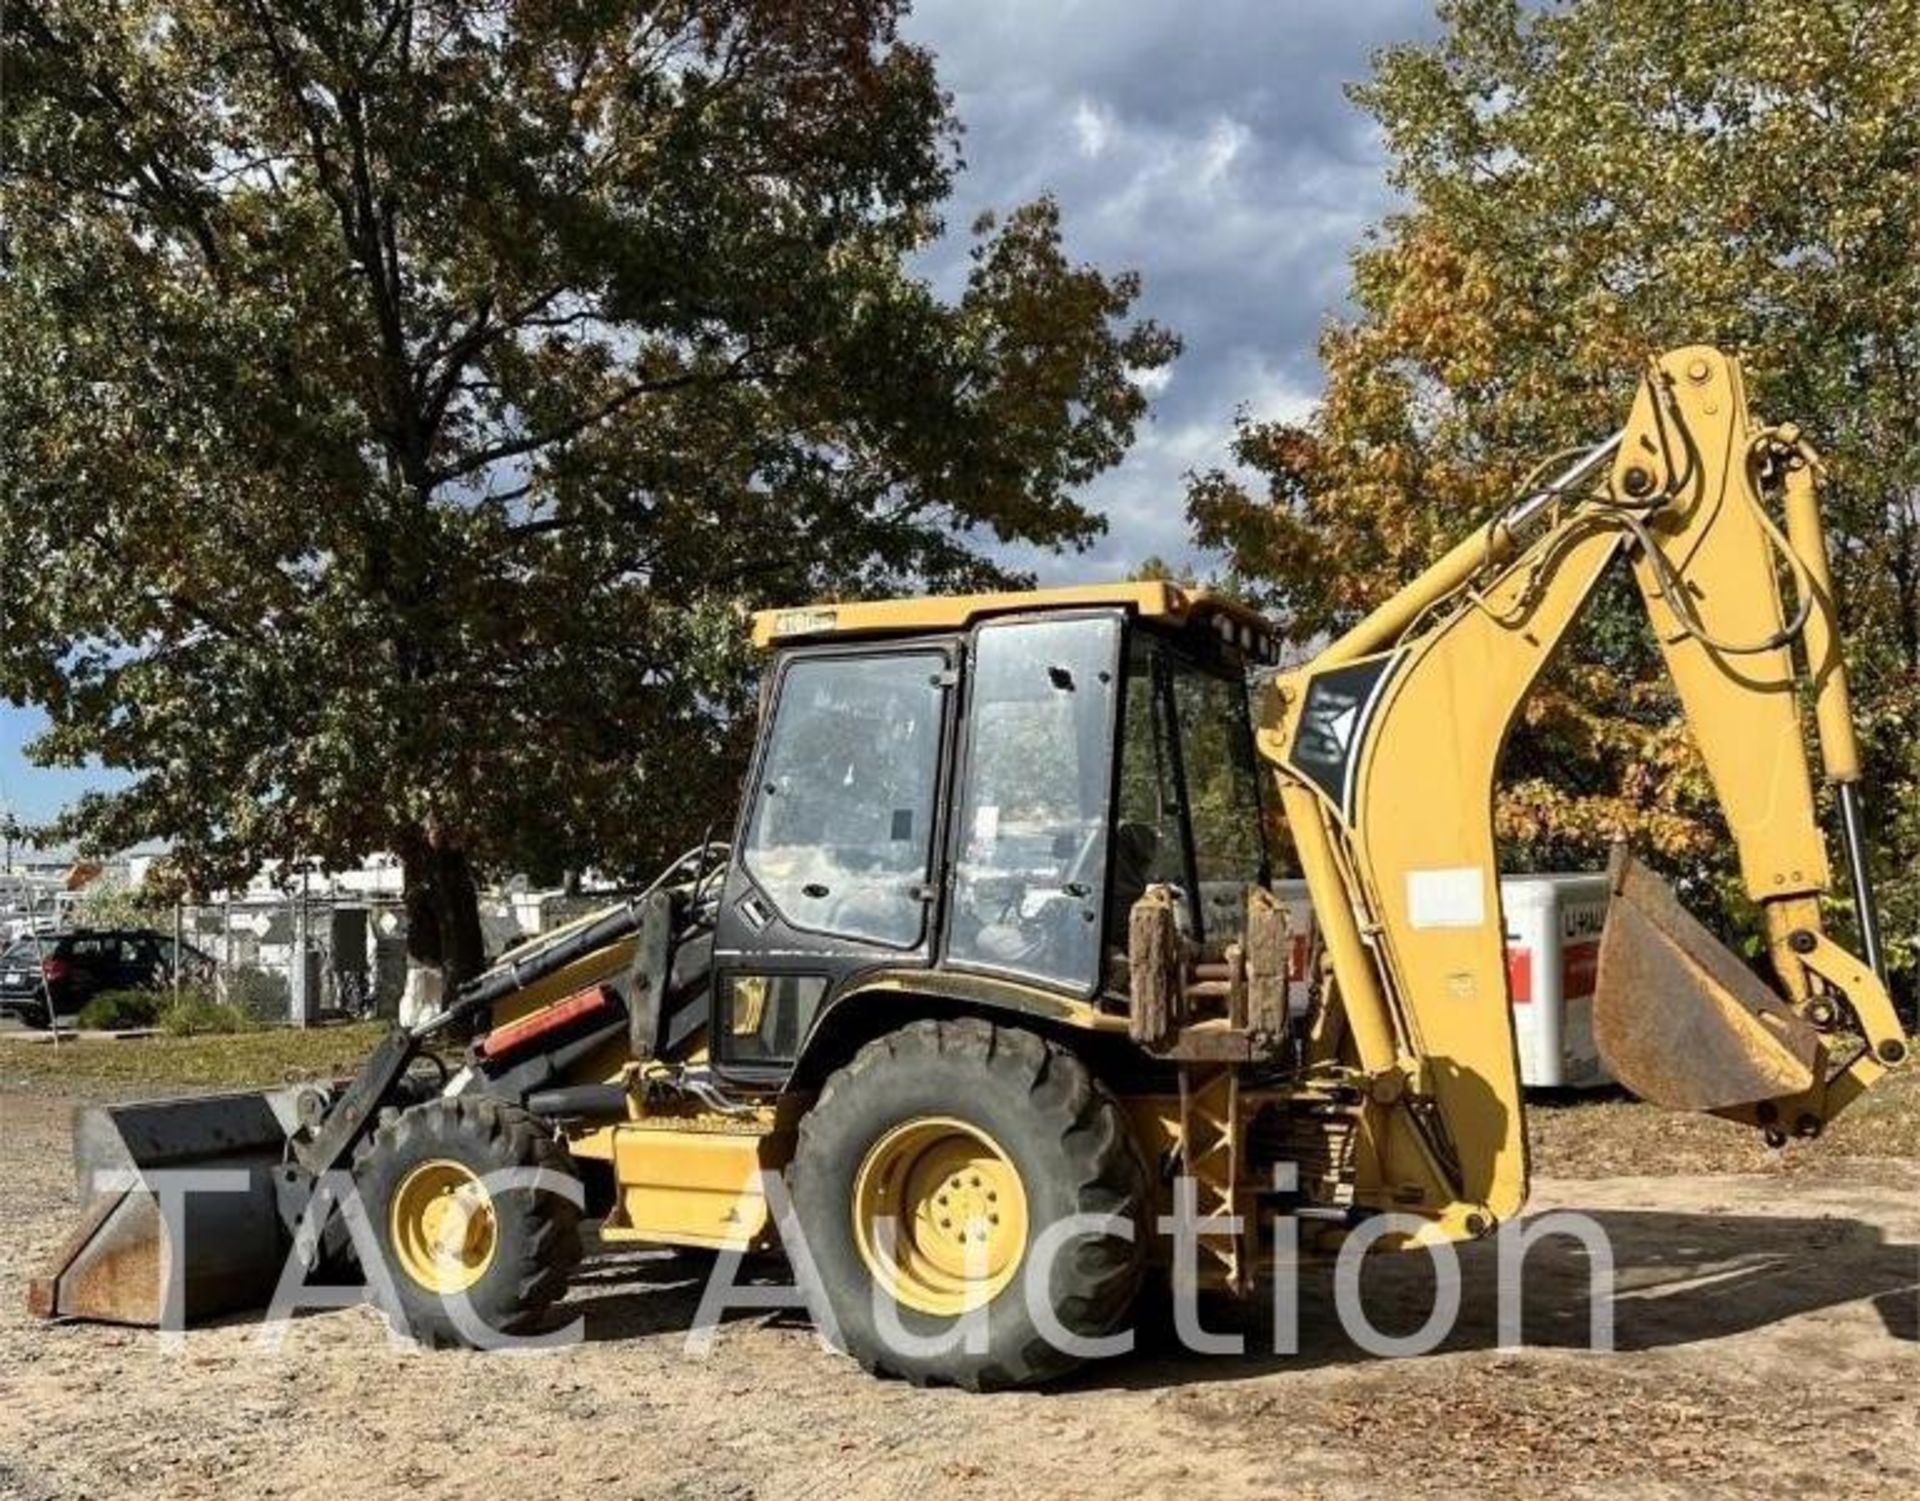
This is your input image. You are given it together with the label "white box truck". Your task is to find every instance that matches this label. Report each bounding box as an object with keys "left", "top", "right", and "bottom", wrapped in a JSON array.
[
  {"left": 1272, "top": 871, "right": 1613, "bottom": 1090},
  {"left": 1499, "top": 872, "right": 1611, "bottom": 1088}
]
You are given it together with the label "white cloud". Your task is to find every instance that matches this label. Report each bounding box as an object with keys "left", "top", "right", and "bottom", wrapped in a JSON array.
[
  {"left": 1197, "top": 117, "right": 1250, "bottom": 192},
  {"left": 1071, "top": 96, "right": 1114, "bottom": 158},
  {"left": 1128, "top": 362, "right": 1173, "bottom": 398}
]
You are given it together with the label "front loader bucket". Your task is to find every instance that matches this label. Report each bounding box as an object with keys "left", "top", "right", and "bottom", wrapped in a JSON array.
[
  {"left": 27, "top": 1090, "right": 305, "bottom": 1328},
  {"left": 1592, "top": 851, "right": 1822, "bottom": 1112}
]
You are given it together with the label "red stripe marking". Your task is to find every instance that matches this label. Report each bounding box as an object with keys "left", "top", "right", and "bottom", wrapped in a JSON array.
[
  {"left": 479, "top": 984, "right": 613, "bottom": 1061},
  {"left": 1562, "top": 940, "right": 1599, "bottom": 1000},
  {"left": 1289, "top": 934, "right": 1311, "bottom": 981},
  {"left": 1507, "top": 947, "right": 1533, "bottom": 1004}
]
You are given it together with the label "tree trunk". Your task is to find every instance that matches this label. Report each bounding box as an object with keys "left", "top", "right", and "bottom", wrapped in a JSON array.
[{"left": 397, "top": 829, "right": 486, "bottom": 1029}]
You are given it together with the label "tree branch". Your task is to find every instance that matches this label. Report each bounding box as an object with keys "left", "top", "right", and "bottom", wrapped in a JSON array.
[{"left": 425, "top": 349, "right": 771, "bottom": 489}]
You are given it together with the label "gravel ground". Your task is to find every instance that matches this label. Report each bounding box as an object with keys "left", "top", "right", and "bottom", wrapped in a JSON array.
[{"left": 1, "top": 1076, "right": 1916, "bottom": 1501}]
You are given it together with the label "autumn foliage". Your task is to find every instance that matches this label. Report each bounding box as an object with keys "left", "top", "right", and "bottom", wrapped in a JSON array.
[{"left": 1190, "top": 0, "right": 1919, "bottom": 974}]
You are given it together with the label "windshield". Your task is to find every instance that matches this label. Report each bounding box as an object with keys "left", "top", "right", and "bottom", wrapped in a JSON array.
[{"left": 1114, "top": 634, "right": 1266, "bottom": 945}]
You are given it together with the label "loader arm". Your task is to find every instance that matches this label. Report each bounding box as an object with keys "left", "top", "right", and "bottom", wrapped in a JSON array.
[{"left": 1260, "top": 345, "right": 1907, "bottom": 1242}]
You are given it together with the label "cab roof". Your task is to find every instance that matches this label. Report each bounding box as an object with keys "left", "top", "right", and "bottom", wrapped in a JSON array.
[{"left": 749, "top": 581, "right": 1279, "bottom": 663}]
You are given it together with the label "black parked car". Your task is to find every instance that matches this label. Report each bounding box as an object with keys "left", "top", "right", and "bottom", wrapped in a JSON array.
[{"left": 0, "top": 929, "right": 214, "bottom": 1028}]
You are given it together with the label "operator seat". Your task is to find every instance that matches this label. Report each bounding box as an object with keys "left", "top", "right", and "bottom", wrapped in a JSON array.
[{"left": 1107, "top": 821, "right": 1160, "bottom": 937}]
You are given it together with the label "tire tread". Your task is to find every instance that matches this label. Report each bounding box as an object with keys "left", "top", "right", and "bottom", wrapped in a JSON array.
[{"left": 792, "top": 1017, "right": 1146, "bottom": 1390}]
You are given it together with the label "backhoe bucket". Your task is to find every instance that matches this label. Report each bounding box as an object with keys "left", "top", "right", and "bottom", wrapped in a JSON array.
[
  {"left": 27, "top": 1090, "right": 306, "bottom": 1328},
  {"left": 1592, "top": 851, "right": 1822, "bottom": 1112}
]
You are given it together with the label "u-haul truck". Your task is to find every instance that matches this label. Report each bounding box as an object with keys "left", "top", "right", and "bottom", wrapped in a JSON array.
[{"left": 1272, "top": 871, "right": 1612, "bottom": 1090}]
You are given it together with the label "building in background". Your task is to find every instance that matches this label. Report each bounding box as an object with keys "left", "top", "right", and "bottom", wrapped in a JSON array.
[{"left": 5, "top": 841, "right": 634, "bottom": 1023}]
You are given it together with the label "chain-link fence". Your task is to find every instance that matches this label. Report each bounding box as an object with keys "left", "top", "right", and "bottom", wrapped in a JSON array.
[
  {"left": 3, "top": 869, "right": 622, "bottom": 1029},
  {"left": 175, "top": 893, "right": 409, "bottom": 1024},
  {"left": 174, "top": 885, "right": 615, "bottom": 1026}
]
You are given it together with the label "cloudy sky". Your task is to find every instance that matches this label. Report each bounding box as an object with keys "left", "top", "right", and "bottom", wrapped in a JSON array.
[
  {"left": 905, "top": 0, "right": 1437, "bottom": 581},
  {"left": 0, "top": 0, "right": 1438, "bottom": 827}
]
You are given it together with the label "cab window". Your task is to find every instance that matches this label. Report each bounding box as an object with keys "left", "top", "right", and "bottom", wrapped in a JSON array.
[
  {"left": 743, "top": 652, "right": 945, "bottom": 948},
  {"left": 1171, "top": 659, "right": 1266, "bottom": 885},
  {"left": 1114, "top": 635, "right": 1267, "bottom": 945},
  {"left": 946, "top": 614, "right": 1120, "bottom": 993},
  {"left": 1113, "top": 635, "right": 1196, "bottom": 936},
  {"left": 718, "top": 974, "right": 830, "bottom": 1064}
]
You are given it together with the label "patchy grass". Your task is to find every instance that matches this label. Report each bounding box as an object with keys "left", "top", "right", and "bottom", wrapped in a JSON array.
[
  {"left": 0, "top": 1020, "right": 388, "bottom": 1092},
  {"left": 1528, "top": 1062, "right": 1920, "bottom": 1177}
]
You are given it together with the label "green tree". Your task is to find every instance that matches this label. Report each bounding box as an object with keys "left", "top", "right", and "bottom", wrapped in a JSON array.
[
  {"left": 1188, "top": 0, "right": 1918, "bottom": 981},
  {"left": 0, "top": 2, "right": 1176, "bottom": 995}
]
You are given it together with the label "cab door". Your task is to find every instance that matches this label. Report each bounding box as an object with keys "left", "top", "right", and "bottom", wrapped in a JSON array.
[
  {"left": 942, "top": 611, "right": 1124, "bottom": 998},
  {"left": 713, "top": 642, "right": 956, "bottom": 1076}
]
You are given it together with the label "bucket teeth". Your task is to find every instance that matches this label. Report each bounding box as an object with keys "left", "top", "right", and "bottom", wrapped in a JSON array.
[{"left": 1593, "top": 851, "right": 1821, "bottom": 1112}]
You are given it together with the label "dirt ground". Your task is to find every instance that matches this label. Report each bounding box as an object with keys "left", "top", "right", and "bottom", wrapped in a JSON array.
[{"left": 1, "top": 1072, "right": 1915, "bottom": 1501}]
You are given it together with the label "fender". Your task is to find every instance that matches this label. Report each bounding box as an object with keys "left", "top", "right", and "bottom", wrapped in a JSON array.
[{"left": 790, "top": 967, "right": 1131, "bottom": 1090}]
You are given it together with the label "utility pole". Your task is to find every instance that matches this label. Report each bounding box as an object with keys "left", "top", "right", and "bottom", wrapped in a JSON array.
[{"left": 289, "top": 868, "right": 312, "bottom": 1029}]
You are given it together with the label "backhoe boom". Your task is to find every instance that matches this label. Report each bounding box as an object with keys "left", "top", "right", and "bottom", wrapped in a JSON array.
[{"left": 1261, "top": 345, "right": 1907, "bottom": 1239}]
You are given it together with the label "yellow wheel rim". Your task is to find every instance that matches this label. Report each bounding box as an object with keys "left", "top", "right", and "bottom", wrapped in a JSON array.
[
  {"left": 389, "top": 1159, "right": 498, "bottom": 1295},
  {"left": 851, "top": 1116, "right": 1030, "bottom": 1317}
]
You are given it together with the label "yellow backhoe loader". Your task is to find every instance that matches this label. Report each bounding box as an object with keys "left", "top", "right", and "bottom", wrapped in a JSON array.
[{"left": 29, "top": 346, "right": 1908, "bottom": 1388}]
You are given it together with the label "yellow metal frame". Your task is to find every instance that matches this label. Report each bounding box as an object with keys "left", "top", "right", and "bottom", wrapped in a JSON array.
[
  {"left": 750, "top": 579, "right": 1275, "bottom": 655},
  {"left": 598, "top": 1113, "right": 790, "bottom": 1251},
  {"left": 1260, "top": 345, "right": 1904, "bottom": 1243}
]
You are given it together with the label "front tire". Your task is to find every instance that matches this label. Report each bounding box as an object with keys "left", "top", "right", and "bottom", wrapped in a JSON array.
[
  {"left": 789, "top": 1018, "right": 1148, "bottom": 1390},
  {"left": 353, "top": 1096, "right": 583, "bottom": 1348}
]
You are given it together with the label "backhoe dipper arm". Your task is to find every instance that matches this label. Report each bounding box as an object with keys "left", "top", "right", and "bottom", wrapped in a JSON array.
[{"left": 1258, "top": 345, "right": 1907, "bottom": 1243}]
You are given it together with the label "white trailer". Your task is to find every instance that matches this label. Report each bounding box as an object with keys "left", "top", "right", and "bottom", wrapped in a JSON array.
[
  {"left": 1498, "top": 872, "right": 1611, "bottom": 1088},
  {"left": 1271, "top": 871, "right": 1613, "bottom": 1090}
]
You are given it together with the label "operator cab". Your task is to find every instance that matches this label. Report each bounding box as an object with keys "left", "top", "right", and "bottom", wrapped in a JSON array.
[{"left": 711, "top": 584, "right": 1280, "bottom": 1080}]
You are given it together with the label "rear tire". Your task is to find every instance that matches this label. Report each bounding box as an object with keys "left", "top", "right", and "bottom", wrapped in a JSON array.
[
  {"left": 353, "top": 1096, "right": 583, "bottom": 1348},
  {"left": 789, "top": 1017, "right": 1148, "bottom": 1390}
]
